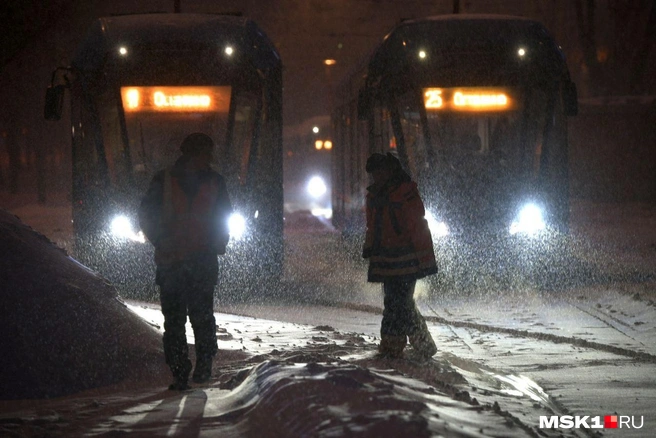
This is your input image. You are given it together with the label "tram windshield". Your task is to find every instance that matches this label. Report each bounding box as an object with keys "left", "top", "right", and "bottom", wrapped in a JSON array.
[
  {"left": 87, "top": 81, "right": 261, "bottom": 192},
  {"left": 394, "top": 84, "right": 552, "bottom": 226},
  {"left": 120, "top": 86, "right": 231, "bottom": 176}
]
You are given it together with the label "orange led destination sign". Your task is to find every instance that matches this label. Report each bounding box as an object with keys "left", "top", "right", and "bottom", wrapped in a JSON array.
[
  {"left": 423, "top": 87, "right": 517, "bottom": 112},
  {"left": 121, "top": 86, "right": 231, "bottom": 113}
]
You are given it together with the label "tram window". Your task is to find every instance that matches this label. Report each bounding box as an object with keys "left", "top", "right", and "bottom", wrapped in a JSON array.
[
  {"left": 74, "top": 84, "right": 102, "bottom": 186},
  {"left": 75, "top": 83, "right": 129, "bottom": 188},
  {"left": 422, "top": 97, "right": 550, "bottom": 181},
  {"left": 426, "top": 115, "right": 504, "bottom": 156},
  {"left": 395, "top": 91, "right": 425, "bottom": 178},
  {"left": 99, "top": 88, "right": 131, "bottom": 184},
  {"left": 120, "top": 86, "right": 232, "bottom": 186},
  {"left": 372, "top": 103, "right": 394, "bottom": 154},
  {"left": 123, "top": 113, "right": 227, "bottom": 183},
  {"left": 229, "top": 92, "right": 260, "bottom": 186},
  {"left": 522, "top": 89, "right": 550, "bottom": 177}
]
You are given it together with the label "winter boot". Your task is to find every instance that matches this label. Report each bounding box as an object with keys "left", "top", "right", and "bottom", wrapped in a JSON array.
[
  {"left": 168, "top": 376, "right": 191, "bottom": 391},
  {"left": 192, "top": 356, "right": 213, "bottom": 384},
  {"left": 409, "top": 331, "right": 437, "bottom": 359},
  {"left": 167, "top": 358, "right": 192, "bottom": 390},
  {"left": 378, "top": 335, "right": 407, "bottom": 359}
]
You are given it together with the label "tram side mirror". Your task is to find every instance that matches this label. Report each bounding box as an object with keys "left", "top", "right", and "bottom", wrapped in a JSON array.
[
  {"left": 44, "top": 85, "right": 65, "bottom": 121},
  {"left": 563, "top": 81, "right": 578, "bottom": 116},
  {"left": 357, "top": 88, "right": 372, "bottom": 120}
]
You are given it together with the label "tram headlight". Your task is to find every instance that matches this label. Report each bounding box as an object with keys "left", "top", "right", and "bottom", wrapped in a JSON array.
[
  {"left": 307, "top": 176, "right": 327, "bottom": 198},
  {"left": 509, "top": 203, "right": 546, "bottom": 236},
  {"left": 228, "top": 213, "right": 247, "bottom": 240},
  {"left": 110, "top": 215, "right": 145, "bottom": 243},
  {"left": 425, "top": 210, "right": 449, "bottom": 237}
]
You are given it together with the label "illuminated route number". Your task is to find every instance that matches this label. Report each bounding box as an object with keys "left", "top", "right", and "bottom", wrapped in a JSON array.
[{"left": 424, "top": 89, "right": 444, "bottom": 109}]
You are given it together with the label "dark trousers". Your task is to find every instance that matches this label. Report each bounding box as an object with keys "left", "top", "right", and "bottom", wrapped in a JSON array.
[
  {"left": 381, "top": 278, "right": 428, "bottom": 337},
  {"left": 157, "top": 252, "right": 218, "bottom": 379}
]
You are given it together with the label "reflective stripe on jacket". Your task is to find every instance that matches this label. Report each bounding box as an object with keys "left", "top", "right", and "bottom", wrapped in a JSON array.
[{"left": 363, "top": 181, "right": 437, "bottom": 282}]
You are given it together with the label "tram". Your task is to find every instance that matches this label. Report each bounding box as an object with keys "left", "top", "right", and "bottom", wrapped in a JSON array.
[
  {"left": 331, "top": 15, "right": 578, "bottom": 286},
  {"left": 45, "top": 14, "right": 284, "bottom": 298}
]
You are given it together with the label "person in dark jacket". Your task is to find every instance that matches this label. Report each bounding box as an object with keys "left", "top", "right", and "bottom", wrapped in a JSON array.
[
  {"left": 139, "top": 132, "right": 232, "bottom": 390},
  {"left": 363, "top": 152, "right": 438, "bottom": 360}
]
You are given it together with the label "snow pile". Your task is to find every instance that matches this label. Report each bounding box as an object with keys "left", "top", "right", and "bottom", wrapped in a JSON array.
[
  {"left": 0, "top": 209, "right": 168, "bottom": 399},
  {"left": 193, "top": 359, "right": 529, "bottom": 437},
  {"left": 84, "top": 341, "right": 538, "bottom": 437}
]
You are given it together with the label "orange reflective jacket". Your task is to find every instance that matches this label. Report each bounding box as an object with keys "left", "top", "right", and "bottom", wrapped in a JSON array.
[
  {"left": 363, "top": 181, "right": 437, "bottom": 282},
  {"left": 143, "top": 168, "right": 231, "bottom": 266}
]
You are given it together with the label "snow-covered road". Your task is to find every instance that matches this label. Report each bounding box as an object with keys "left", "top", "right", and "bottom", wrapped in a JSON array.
[
  {"left": 2, "top": 200, "right": 655, "bottom": 436},
  {"left": 218, "top": 287, "right": 656, "bottom": 437}
]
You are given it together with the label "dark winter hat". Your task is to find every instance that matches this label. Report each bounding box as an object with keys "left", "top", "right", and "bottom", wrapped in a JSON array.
[
  {"left": 180, "top": 132, "right": 214, "bottom": 156},
  {"left": 384, "top": 152, "right": 402, "bottom": 173},
  {"left": 366, "top": 153, "right": 388, "bottom": 173}
]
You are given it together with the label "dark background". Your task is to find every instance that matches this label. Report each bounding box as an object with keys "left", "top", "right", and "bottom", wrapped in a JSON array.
[{"left": 0, "top": 0, "right": 655, "bottom": 205}]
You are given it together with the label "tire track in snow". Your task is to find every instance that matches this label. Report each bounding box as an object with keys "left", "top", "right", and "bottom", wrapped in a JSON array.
[
  {"left": 326, "top": 300, "right": 656, "bottom": 362},
  {"left": 423, "top": 303, "right": 656, "bottom": 363},
  {"left": 564, "top": 301, "right": 648, "bottom": 348}
]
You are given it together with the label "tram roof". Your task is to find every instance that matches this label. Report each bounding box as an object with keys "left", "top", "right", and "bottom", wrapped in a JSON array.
[
  {"left": 396, "top": 13, "right": 536, "bottom": 25},
  {"left": 380, "top": 13, "right": 552, "bottom": 45},
  {"left": 72, "top": 13, "right": 280, "bottom": 72},
  {"left": 334, "top": 14, "right": 567, "bottom": 105},
  {"left": 370, "top": 14, "right": 564, "bottom": 78}
]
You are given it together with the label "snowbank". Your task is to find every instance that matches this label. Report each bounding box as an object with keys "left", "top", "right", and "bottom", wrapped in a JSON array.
[{"left": 0, "top": 209, "right": 168, "bottom": 399}]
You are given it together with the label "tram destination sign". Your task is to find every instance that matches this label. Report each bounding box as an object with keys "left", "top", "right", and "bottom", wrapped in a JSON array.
[
  {"left": 120, "top": 86, "right": 231, "bottom": 113},
  {"left": 423, "top": 87, "right": 518, "bottom": 112}
]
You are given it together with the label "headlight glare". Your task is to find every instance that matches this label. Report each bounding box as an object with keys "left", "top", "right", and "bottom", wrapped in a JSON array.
[
  {"left": 425, "top": 210, "right": 449, "bottom": 237},
  {"left": 228, "top": 213, "right": 247, "bottom": 240},
  {"left": 307, "top": 176, "right": 327, "bottom": 198},
  {"left": 110, "top": 215, "right": 146, "bottom": 243},
  {"left": 509, "top": 203, "right": 546, "bottom": 235}
]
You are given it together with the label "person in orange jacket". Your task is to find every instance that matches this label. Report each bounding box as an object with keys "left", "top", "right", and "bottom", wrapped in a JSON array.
[
  {"left": 139, "top": 133, "right": 232, "bottom": 390},
  {"left": 363, "top": 152, "right": 438, "bottom": 359}
]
